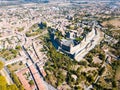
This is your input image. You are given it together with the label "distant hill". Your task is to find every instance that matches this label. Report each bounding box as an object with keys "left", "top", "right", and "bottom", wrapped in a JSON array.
[
  {"left": 0, "top": 0, "right": 49, "bottom": 3},
  {"left": 0, "top": 0, "right": 119, "bottom": 6},
  {"left": 24, "top": 0, "right": 49, "bottom": 3},
  {"left": 0, "top": 0, "right": 49, "bottom": 6}
]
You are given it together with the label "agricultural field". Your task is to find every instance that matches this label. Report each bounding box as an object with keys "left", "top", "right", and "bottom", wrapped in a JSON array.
[{"left": 102, "top": 18, "right": 120, "bottom": 28}]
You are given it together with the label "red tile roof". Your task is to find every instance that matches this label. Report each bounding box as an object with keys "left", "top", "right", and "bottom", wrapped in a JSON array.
[
  {"left": 16, "top": 68, "right": 35, "bottom": 90},
  {"left": 29, "top": 65, "right": 47, "bottom": 90}
]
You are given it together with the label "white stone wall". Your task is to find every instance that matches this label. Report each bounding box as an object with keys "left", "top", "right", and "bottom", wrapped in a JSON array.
[
  {"left": 70, "top": 44, "right": 81, "bottom": 54},
  {"left": 70, "top": 27, "right": 96, "bottom": 56},
  {"left": 74, "top": 28, "right": 101, "bottom": 61}
]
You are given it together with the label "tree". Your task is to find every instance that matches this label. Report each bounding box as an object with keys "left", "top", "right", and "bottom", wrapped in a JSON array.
[
  {"left": 85, "top": 53, "right": 93, "bottom": 63},
  {"left": 87, "top": 75, "right": 94, "bottom": 83},
  {"left": 76, "top": 67, "right": 82, "bottom": 74},
  {"left": 76, "top": 76, "right": 81, "bottom": 85},
  {"left": 19, "top": 61, "right": 23, "bottom": 66},
  {"left": 99, "top": 53, "right": 105, "bottom": 60},
  {"left": 0, "top": 61, "right": 4, "bottom": 70},
  {"left": 112, "top": 80, "right": 117, "bottom": 88},
  {"left": 0, "top": 76, "right": 7, "bottom": 90},
  {"left": 11, "top": 72, "right": 21, "bottom": 87},
  {"left": 106, "top": 23, "right": 115, "bottom": 29},
  {"left": 93, "top": 83, "right": 104, "bottom": 90},
  {"left": 0, "top": 76, "right": 19, "bottom": 90},
  {"left": 7, "top": 84, "right": 18, "bottom": 90},
  {"left": 112, "top": 60, "right": 120, "bottom": 70},
  {"left": 19, "top": 85, "right": 24, "bottom": 90},
  {"left": 74, "top": 86, "right": 82, "bottom": 90},
  {"left": 15, "top": 46, "right": 21, "bottom": 50},
  {"left": 75, "top": 37, "right": 83, "bottom": 42},
  {"left": 39, "top": 22, "right": 47, "bottom": 29},
  {"left": 78, "top": 61, "right": 87, "bottom": 66},
  {"left": 29, "top": 80, "right": 34, "bottom": 86},
  {"left": 10, "top": 49, "right": 17, "bottom": 55},
  {"left": 98, "top": 67, "right": 105, "bottom": 76}
]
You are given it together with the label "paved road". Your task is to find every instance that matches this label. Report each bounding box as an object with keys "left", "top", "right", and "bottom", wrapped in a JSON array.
[
  {"left": 0, "top": 34, "right": 16, "bottom": 40},
  {"left": 5, "top": 57, "right": 25, "bottom": 66},
  {"left": 1, "top": 20, "right": 55, "bottom": 89},
  {"left": 21, "top": 43, "right": 56, "bottom": 90}
]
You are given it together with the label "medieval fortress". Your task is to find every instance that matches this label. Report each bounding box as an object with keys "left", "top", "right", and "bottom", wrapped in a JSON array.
[{"left": 50, "top": 21, "right": 102, "bottom": 61}]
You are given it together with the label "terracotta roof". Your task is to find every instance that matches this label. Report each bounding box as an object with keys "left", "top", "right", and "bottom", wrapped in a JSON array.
[
  {"left": 29, "top": 65, "right": 46, "bottom": 90},
  {"left": 16, "top": 68, "right": 35, "bottom": 90}
]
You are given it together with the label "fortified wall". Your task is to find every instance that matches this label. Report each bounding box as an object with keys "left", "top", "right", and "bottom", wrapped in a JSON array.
[
  {"left": 70, "top": 27, "right": 96, "bottom": 55},
  {"left": 51, "top": 24, "right": 98, "bottom": 60}
]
